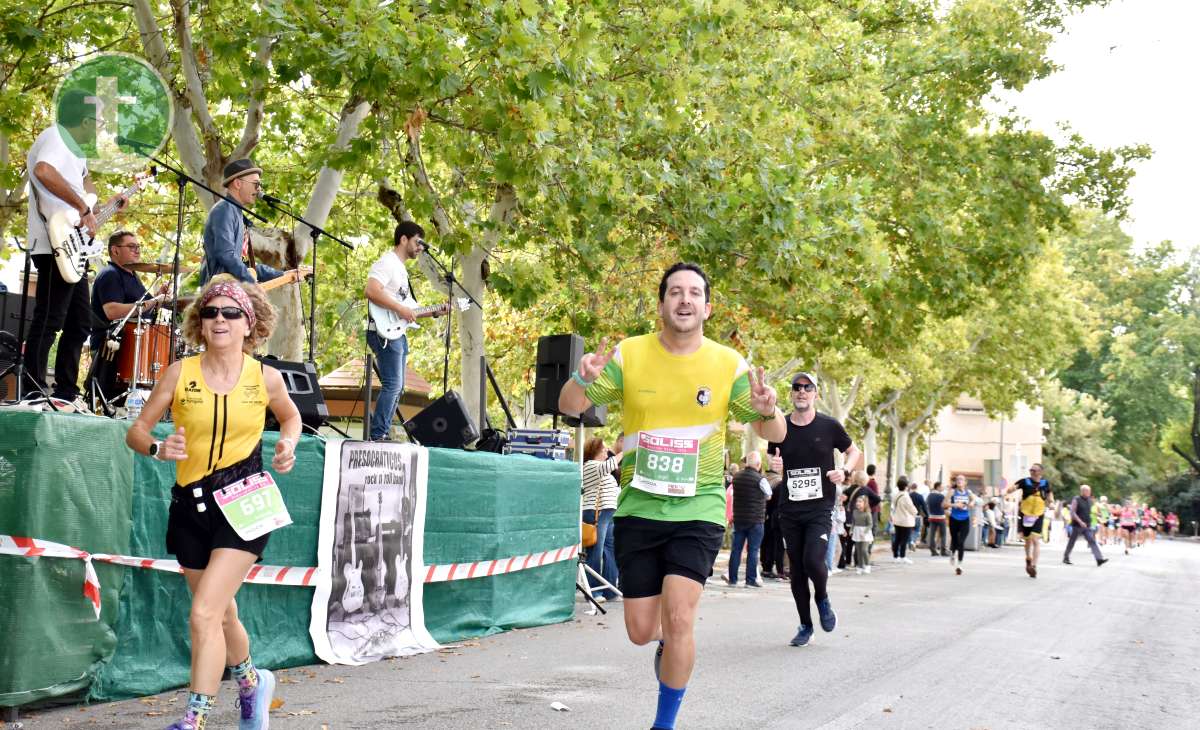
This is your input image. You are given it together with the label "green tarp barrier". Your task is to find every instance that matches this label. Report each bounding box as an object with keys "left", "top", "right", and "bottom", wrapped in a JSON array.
[
  {"left": 0, "top": 412, "right": 133, "bottom": 707},
  {"left": 0, "top": 412, "right": 578, "bottom": 706}
]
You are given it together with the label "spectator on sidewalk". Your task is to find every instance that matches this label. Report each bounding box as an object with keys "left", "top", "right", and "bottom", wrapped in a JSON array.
[
  {"left": 582, "top": 436, "right": 624, "bottom": 600},
  {"left": 891, "top": 477, "right": 918, "bottom": 563},
  {"left": 909, "top": 486, "right": 928, "bottom": 549},
  {"left": 926, "top": 481, "right": 949, "bottom": 556},
  {"left": 841, "top": 470, "right": 880, "bottom": 569},
  {"left": 982, "top": 500, "right": 999, "bottom": 548},
  {"left": 724, "top": 452, "right": 771, "bottom": 587},
  {"left": 761, "top": 467, "right": 787, "bottom": 579},
  {"left": 851, "top": 494, "right": 873, "bottom": 574},
  {"left": 866, "top": 464, "right": 883, "bottom": 531}
]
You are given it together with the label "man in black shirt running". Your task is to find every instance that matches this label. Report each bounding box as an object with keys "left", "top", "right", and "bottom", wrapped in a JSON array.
[{"left": 768, "top": 371, "right": 861, "bottom": 647}]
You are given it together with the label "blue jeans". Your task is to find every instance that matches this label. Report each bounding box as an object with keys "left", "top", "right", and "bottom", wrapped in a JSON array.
[
  {"left": 825, "top": 516, "right": 837, "bottom": 571},
  {"left": 582, "top": 508, "right": 618, "bottom": 599},
  {"left": 911, "top": 516, "right": 922, "bottom": 547},
  {"left": 729, "top": 522, "right": 765, "bottom": 583},
  {"left": 367, "top": 331, "right": 408, "bottom": 440}
]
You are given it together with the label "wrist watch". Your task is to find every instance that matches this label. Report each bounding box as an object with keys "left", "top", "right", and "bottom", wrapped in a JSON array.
[{"left": 148, "top": 440, "right": 163, "bottom": 459}]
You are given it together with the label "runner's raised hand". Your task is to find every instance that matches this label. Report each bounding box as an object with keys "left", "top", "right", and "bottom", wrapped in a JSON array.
[
  {"left": 748, "top": 366, "right": 777, "bottom": 416},
  {"left": 578, "top": 336, "right": 618, "bottom": 383}
]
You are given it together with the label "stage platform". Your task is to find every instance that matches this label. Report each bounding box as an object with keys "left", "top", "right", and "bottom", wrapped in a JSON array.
[{"left": 0, "top": 409, "right": 579, "bottom": 706}]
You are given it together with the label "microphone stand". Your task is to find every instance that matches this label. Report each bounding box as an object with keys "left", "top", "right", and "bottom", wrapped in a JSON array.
[
  {"left": 418, "top": 246, "right": 516, "bottom": 430},
  {"left": 257, "top": 197, "right": 354, "bottom": 364}
]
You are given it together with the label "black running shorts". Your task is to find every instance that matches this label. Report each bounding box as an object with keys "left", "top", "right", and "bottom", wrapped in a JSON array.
[
  {"left": 1018, "top": 515, "right": 1045, "bottom": 537},
  {"left": 613, "top": 516, "right": 725, "bottom": 598},
  {"left": 167, "top": 452, "right": 270, "bottom": 570}
]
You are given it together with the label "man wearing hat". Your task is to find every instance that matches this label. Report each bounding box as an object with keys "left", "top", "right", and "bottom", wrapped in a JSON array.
[
  {"left": 767, "top": 371, "right": 861, "bottom": 647},
  {"left": 199, "top": 159, "right": 283, "bottom": 285}
]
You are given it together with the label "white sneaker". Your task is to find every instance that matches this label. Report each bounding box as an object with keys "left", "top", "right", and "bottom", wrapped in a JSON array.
[
  {"left": 864, "top": 565, "right": 872, "bottom": 574},
  {"left": 856, "top": 568, "right": 864, "bottom": 575},
  {"left": 831, "top": 567, "right": 843, "bottom": 574},
  {"left": 903, "top": 557, "right": 913, "bottom": 564}
]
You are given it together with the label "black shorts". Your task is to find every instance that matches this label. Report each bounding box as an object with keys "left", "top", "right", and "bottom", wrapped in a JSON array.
[
  {"left": 1018, "top": 515, "right": 1044, "bottom": 537},
  {"left": 613, "top": 516, "right": 724, "bottom": 598},
  {"left": 167, "top": 453, "right": 270, "bottom": 570}
]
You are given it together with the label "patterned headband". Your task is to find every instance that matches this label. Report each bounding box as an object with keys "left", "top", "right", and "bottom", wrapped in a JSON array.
[{"left": 200, "top": 281, "right": 256, "bottom": 329}]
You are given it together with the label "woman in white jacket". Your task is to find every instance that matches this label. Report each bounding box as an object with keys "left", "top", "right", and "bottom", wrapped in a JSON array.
[{"left": 891, "top": 477, "right": 918, "bottom": 563}]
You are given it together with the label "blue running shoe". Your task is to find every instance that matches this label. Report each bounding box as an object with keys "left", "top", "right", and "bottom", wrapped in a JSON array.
[
  {"left": 817, "top": 598, "right": 837, "bottom": 632},
  {"left": 789, "top": 624, "right": 813, "bottom": 647},
  {"left": 237, "top": 667, "right": 275, "bottom": 730}
]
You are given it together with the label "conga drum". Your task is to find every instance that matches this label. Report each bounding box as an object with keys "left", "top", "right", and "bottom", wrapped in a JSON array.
[{"left": 115, "top": 320, "right": 171, "bottom": 384}]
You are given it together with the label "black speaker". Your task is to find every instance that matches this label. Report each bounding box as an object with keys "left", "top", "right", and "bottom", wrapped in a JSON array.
[
  {"left": 404, "top": 390, "right": 479, "bottom": 448},
  {"left": 533, "top": 333, "right": 583, "bottom": 415},
  {"left": 564, "top": 404, "right": 607, "bottom": 428},
  {"left": 256, "top": 356, "right": 328, "bottom": 430},
  {"left": 1, "top": 292, "right": 33, "bottom": 332}
]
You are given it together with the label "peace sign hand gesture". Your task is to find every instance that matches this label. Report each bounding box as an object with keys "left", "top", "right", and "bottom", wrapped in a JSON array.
[
  {"left": 748, "top": 366, "right": 777, "bottom": 417},
  {"left": 578, "top": 337, "right": 618, "bottom": 384}
]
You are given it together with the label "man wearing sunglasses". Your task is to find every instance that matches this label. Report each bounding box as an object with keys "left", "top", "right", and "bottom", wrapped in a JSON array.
[
  {"left": 88, "top": 230, "right": 168, "bottom": 404},
  {"left": 768, "top": 371, "right": 861, "bottom": 647},
  {"left": 199, "top": 158, "right": 284, "bottom": 286}
]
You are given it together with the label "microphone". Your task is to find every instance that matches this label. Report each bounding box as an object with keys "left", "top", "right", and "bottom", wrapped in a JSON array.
[
  {"left": 256, "top": 190, "right": 285, "bottom": 205},
  {"left": 116, "top": 135, "right": 155, "bottom": 152}
]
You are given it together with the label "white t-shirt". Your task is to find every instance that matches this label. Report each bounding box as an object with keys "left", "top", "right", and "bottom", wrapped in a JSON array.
[
  {"left": 367, "top": 250, "right": 412, "bottom": 309},
  {"left": 26, "top": 126, "right": 89, "bottom": 255}
]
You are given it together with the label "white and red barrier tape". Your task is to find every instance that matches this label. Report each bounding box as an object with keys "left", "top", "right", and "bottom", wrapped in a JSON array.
[
  {"left": 1, "top": 534, "right": 579, "bottom": 619},
  {"left": 423, "top": 544, "right": 580, "bottom": 583}
]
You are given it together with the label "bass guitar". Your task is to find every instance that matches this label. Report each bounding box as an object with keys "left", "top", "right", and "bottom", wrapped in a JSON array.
[
  {"left": 367, "top": 295, "right": 467, "bottom": 341},
  {"left": 47, "top": 169, "right": 156, "bottom": 284}
]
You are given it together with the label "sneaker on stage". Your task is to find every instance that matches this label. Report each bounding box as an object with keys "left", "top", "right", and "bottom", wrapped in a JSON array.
[
  {"left": 816, "top": 598, "right": 837, "bottom": 632},
  {"left": 237, "top": 667, "right": 275, "bottom": 730},
  {"left": 789, "top": 624, "right": 814, "bottom": 647}
]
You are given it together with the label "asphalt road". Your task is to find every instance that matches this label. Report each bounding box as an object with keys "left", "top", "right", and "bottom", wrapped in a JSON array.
[{"left": 23, "top": 531, "right": 1200, "bottom": 729}]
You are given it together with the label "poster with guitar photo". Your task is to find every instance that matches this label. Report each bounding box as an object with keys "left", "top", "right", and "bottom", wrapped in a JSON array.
[{"left": 309, "top": 440, "right": 439, "bottom": 665}]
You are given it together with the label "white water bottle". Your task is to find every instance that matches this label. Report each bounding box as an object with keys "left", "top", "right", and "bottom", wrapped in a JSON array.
[{"left": 126, "top": 389, "right": 145, "bottom": 420}]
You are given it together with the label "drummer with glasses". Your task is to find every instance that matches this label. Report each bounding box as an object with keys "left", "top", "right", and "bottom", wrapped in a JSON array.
[{"left": 89, "top": 230, "right": 169, "bottom": 403}]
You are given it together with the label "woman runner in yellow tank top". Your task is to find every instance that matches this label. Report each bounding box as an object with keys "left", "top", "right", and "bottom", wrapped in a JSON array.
[{"left": 126, "top": 277, "right": 300, "bottom": 730}]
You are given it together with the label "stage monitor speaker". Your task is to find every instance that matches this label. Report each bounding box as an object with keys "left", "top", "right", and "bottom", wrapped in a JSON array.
[
  {"left": 564, "top": 404, "right": 607, "bottom": 428},
  {"left": 1, "top": 291, "right": 33, "bottom": 332},
  {"left": 255, "top": 356, "right": 328, "bottom": 431},
  {"left": 404, "top": 390, "right": 479, "bottom": 449},
  {"left": 533, "top": 333, "right": 583, "bottom": 416}
]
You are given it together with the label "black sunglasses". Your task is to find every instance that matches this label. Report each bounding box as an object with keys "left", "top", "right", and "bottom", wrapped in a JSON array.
[
  {"left": 791, "top": 383, "right": 816, "bottom": 392},
  {"left": 199, "top": 305, "right": 246, "bottom": 320}
]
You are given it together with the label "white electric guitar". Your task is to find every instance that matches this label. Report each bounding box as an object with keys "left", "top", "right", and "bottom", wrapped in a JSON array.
[
  {"left": 47, "top": 169, "right": 156, "bottom": 284},
  {"left": 341, "top": 508, "right": 365, "bottom": 614},
  {"left": 368, "top": 294, "right": 469, "bottom": 341}
]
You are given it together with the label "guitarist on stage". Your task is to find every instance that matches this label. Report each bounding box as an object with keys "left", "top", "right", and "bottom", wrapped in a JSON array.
[
  {"left": 364, "top": 221, "right": 446, "bottom": 441},
  {"left": 24, "top": 92, "right": 129, "bottom": 407},
  {"left": 199, "top": 159, "right": 283, "bottom": 286}
]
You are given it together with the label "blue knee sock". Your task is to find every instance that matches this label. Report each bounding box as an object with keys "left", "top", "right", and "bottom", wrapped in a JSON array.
[{"left": 653, "top": 681, "right": 687, "bottom": 729}]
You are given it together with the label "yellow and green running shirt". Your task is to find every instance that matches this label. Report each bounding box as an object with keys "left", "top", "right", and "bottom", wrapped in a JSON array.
[{"left": 585, "top": 333, "right": 769, "bottom": 526}]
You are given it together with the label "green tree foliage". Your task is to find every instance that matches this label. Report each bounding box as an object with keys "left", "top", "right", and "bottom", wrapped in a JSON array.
[{"left": 1040, "top": 380, "right": 1131, "bottom": 497}]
